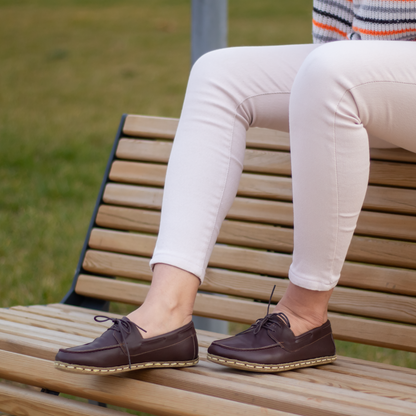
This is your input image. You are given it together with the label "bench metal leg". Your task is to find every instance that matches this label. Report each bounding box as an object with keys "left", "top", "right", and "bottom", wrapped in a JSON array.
[
  {"left": 41, "top": 388, "right": 107, "bottom": 407},
  {"left": 88, "top": 400, "right": 107, "bottom": 407},
  {"left": 41, "top": 388, "right": 59, "bottom": 396}
]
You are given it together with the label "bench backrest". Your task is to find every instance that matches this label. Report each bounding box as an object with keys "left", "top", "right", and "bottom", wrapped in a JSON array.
[{"left": 65, "top": 114, "right": 416, "bottom": 353}]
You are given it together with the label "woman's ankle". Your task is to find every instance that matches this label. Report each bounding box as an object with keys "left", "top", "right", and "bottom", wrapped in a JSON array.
[
  {"left": 127, "top": 263, "right": 199, "bottom": 338},
  {"left": 127, "top": 303, "right": 193, "bottom": 339},
  {"left": 272, "top": 282, "right": 333, "bottom": 336}
]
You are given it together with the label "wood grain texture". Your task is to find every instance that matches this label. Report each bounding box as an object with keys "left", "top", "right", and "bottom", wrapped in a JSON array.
[
  {"left": 176, "top": 360, "right": 416, "bottom": 414},
  {"left": 123, "top": 115, "right": 292, "bottom": 151},
  {"left": 96, "top": 204, "right": 416, "bottom": 243},
  {"left": 87, "top": 227, "right": 416, "bottom": 290},
  {"left": 90, "top": 214, "right": 416, "bottom": 270},
  {"left": 75, "top": 267, "right": 416, "bottom": 325},
  {"left": 116, "top": 139, "right": 293, "bottom": 175},
  {"left": 0, "top": 382, "right": 127, "bottom": 416},
  {"left": 0, "top": 350, "right": 291, "bottom": 416},
  {"left": 0, "top": 309, "right": 102, "bottom": 339},
  {"left": 370, "top": 147, "right": 416, "bottom": 163},
  {"left": 103, "top": 174, "right": 416, "bottom": 216},
  {"left": 115, "top": 139, "right": 416, "bottom": 189},
  {"left": 122, "top": 116, "right": 416, "bottom": 162},
  {"left": 370, "top": 161, "right": 416, "bottom": 188},
  {"left": 123, "top": 114, "right": 178, "bottom": 139},
  {"left": 127, "top": 362, "right": 414, "bottom": 416},
  {"left": 103, "top": 183, "right": 163, "bottom": 209},
  {"left": 82, "top": 247, "right": 416, "bottom": 297}
]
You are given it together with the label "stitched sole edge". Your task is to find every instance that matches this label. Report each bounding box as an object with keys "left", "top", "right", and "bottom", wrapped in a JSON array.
[
  {"left": 54, "top": 357, "right": 199, "bottom": 375},
  {"left": 207, "top": 354, "right": 337, "bottom": 373}
]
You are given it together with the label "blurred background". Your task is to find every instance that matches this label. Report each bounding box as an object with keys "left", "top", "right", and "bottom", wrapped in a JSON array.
[{"left": 0, "top": 1, "right": 414, "bottom": 396}]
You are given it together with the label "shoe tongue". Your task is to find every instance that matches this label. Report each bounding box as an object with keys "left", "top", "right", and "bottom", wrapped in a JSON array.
[{"left": 111, "top": 317, "right": 143, "bottom": 346}]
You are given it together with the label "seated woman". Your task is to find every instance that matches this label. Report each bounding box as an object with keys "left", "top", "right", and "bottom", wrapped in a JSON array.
[{"left": 55, "top": 0, "right": 416, "bottom": 374}]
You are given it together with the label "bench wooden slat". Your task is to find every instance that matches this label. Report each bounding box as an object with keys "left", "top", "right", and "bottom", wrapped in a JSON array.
[
  {"left": 117, "top": 139, "right": 293, "bottom": 176},
  {"left": 78, "top": 251, "right": 416, "bottom": 326},
  {"left": 364, "top": 185, "right": 416, "bottom": 214},
  {"left": 104, "top": 178, "right": 416, "bottom": 216},
  {"left": 370, "top": 147, "right": 416, "bottom": 163},
  {"left": 254, "top": 368, "right": 416, "bottom": 408},
  {"left": 109, "top": 161, "right": 166, "bottom": 187},
  {"left": 88, "top": 227, "right": 416, "bottom": 281},
  {"left": 109, "top": 160, "right": 416, "bottom": 207},
  {"left": 116, "top": 138, "right": 173, "bottom": 162},
  {"left": 123, "top": 115, "right": 416, "bottom": 163},
  {"left": 356, "top": 210, "right": 416, "bottom": 241},
  {"left": 82, "top": 248, "right": 416, "bottom": 298},
  {"left": 314, "top": 362, "right": 416, "bottom": 389},
  {"left": 327, "top": 355, "right": 416, "bottom": 379},
  {"left": 275, "top": 364, "right": 416, "bottom": 395},
  {"left": 109, "top": 161, "right": 294, "bottom": 202},
  {"left": 8, "top": 305, "right": 110, "bottom": 331},
  {"left": 88, "top": 229, "right": 294, "bottom": 277},
  {"left": 0, "top": 331, "right": 64, "bottom": 361},
  {"left": 0, "top": 319, "right": 92, "bottom": 345},
  {"left": 123, "top": 115, "right": 292, "bottom": 151},
  {"left": 91, "top": 213, "right": 416, "bottom": 269},
  {"left": 103, "top": 183, "right": 163, "bottom": 209},
  {"left": 74, "top": 276, "right": 416, "bottom": 352},
  {"left": 123, "top": 114, "right": 178, "bottom": 140},
  {"left": 0, "top": 309, "right": 103, "bottom": 338},
  {"left": 184, "top": 359, "right": 416, "bottom": 413},
  {"left": 97, "top": 205, "right": 416, "bottom": 247},
  {"left": 0, "top": 350, "right": 292, "bottom": 416},
  {"left": 130, "top": 361, "right": 414, "bottom": 416},
  {"left": 370, "top": 161, "right": 416, "bottom": 188},
  {"left": 0, "top": 382, "right": 128, "bottom": 416},
  {"left": 101, "top": 191, "right": 295, "bottom": 226},
  {"left": 279, "top": 367, "right": 416, "bottom": 399},
  {"left": 115, "top": 140, "right": 416, "bottom": 189}
]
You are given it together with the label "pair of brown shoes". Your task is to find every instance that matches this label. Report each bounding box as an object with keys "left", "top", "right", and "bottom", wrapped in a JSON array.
[{"left": 55, "top": 312, "right": 336, "bottom": 375}]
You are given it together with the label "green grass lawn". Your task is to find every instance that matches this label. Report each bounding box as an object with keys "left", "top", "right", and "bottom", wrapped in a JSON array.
[{"left": 0, "top": 1, "right": 414, "bottom": 413}]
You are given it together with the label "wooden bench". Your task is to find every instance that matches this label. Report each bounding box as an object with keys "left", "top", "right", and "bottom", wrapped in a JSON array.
[{"left": 0, "top": 114, "right": 415, "bottom": 416}]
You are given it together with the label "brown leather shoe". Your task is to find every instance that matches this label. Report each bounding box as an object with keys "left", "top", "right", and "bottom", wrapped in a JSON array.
[
  {"left": 55, "top": 316, "right": 199, "bottom": 375},
  {"left": 207, "top": 312, "right": 336, "bottom": 373}
]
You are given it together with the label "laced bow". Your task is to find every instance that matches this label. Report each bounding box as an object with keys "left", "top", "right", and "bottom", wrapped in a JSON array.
[
  {"left": 252, "top": 285, "right": 290, "bottom": 335},
  {"left": 94, "top": 316, "right": 147, "bottom": 369}
]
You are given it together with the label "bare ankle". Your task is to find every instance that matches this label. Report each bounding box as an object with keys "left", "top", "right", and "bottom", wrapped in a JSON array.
[
  {"left": 127, "top": 264, "right": 199, "bottom": 338},
  {"left": 272, "top": 282, "right": 333, "bottom": 336}
]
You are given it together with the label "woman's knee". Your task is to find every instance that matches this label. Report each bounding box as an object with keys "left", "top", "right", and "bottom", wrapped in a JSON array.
[
  {"left": 190, "top": 48, "right": 237, "bottom": 83},
  {"left": 294, "top": 43, "right": 354, "bottom": 92}
]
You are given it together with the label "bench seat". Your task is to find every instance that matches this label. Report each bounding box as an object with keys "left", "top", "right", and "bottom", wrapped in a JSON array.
[
  {"left": 1, "top": 303, "right": 416, "bottom": 416},
  {"left": 0, "top": 114, "right": 415, "bottom": 415}
]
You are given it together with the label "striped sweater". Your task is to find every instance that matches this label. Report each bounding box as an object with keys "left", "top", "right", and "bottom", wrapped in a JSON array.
[{"left": 313, "top": 0, "right": 416, "bottom": 43}]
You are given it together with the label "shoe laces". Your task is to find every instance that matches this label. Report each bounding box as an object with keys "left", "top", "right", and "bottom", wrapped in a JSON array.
[
  {"left": 94, "top": 316, "right": 147, "bottom": 370},
  {"left": 252, "top": 285, "right": 290, "bottom": 335}
]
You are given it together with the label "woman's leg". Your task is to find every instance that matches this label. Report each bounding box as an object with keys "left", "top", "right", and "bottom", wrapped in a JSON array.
[
  {"left": 130, "top": 44, "right": 319, "bottom": 338},
  {"left": 274, "top": 40, "right": 416, "bottom": 333},
  {"left": 150, "top": 44, "right": 318, "bottom": 279},
  {"left": 207, "top": 40, "right": 416, "bottom": 371}
]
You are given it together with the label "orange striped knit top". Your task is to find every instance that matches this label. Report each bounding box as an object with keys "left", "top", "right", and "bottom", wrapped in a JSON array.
[{"left": 313, "top": 0, "right": 416, "bottom": 42}]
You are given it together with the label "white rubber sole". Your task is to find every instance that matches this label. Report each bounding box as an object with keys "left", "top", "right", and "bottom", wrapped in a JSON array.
[
  {"left": 55, "top": 357, "right": 199, "bottom": 375},
  {"left": 207, "top": 354, "right": 336, "bottom": 373}
]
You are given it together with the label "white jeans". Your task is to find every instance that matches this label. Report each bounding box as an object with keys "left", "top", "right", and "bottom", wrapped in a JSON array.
[{"left": 150, "top": 41, "right": 416, "bottom": 291}]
